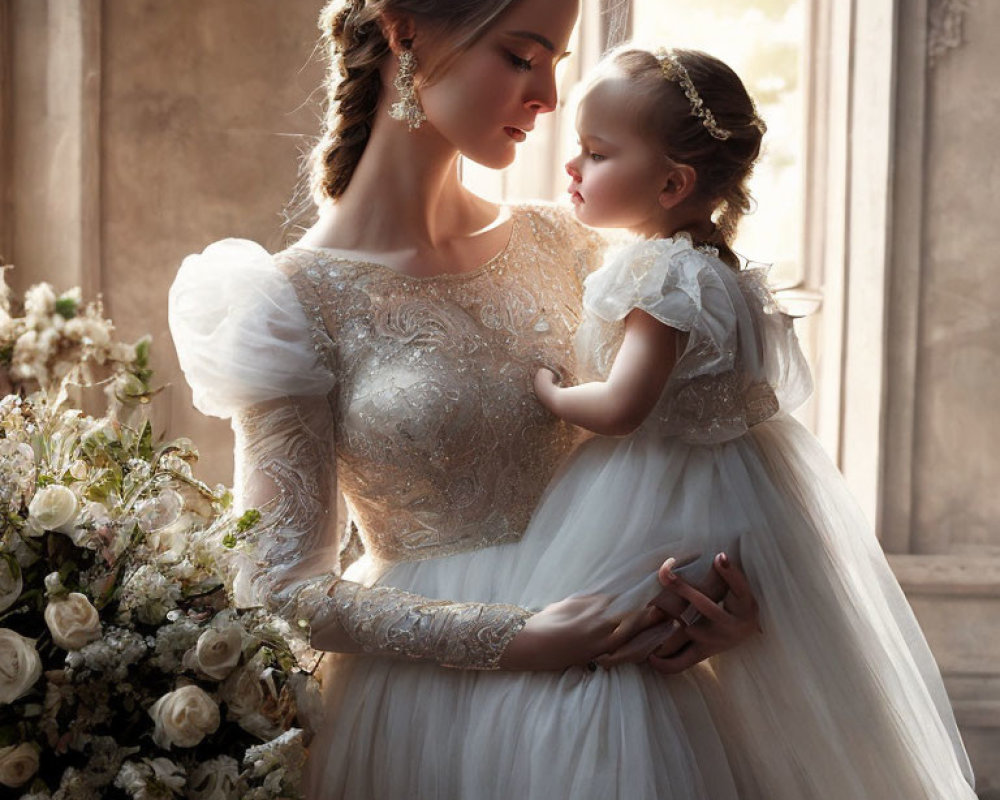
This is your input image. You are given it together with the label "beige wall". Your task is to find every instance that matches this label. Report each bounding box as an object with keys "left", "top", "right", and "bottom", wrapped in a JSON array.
[
  {"left": 885, "top": 1, "right": 1000, "bottom": 794},
  {"left": 914, "top": 1, "right": 1000, "bottom": 558},
  {"left": 5, "top": 0, "right": 324, "bottom": 484},
  {"left": 105, "top": 0, "right": 325, "bottom": 485}
]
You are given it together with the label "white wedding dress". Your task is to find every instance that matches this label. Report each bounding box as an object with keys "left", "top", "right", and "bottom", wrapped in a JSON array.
[{"left": 169, "top": 204, "right": 976, "bottom": 799}]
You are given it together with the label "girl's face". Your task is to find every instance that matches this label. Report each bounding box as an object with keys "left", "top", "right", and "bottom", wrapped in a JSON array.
[
  {"left": 565, "top": 76, "right": 673, "bottom": 235},
  {"left": 416, "top": 0, "right": 579, "bottom": 169}
]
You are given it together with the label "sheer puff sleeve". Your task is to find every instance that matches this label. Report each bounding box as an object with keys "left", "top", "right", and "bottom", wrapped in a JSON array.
[
  {"left": 169, "top": 238, "right": 336, "bottom": 417},
  {"left": 579, "top": 235, "right": 812, "bottom": 444},
  {"left": 169, "top": 240, "right": 531, "bottom": 670}
]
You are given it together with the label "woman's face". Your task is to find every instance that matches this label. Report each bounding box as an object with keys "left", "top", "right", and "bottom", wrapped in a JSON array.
[{"left": 415, "top": 0, "right": 580, "bottom": 169}]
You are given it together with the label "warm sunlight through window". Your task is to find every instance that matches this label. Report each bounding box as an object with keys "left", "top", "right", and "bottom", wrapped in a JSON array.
[{"left": 632, "top": 0, "right": 806, "bottom": 285}]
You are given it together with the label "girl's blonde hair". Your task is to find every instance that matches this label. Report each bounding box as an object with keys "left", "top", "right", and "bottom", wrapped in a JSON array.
[{"left": 600, "top": 48, "right": 765, "bottom": 268}]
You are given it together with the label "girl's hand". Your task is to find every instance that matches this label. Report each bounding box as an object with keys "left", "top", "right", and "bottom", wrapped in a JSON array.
[
  {"left": 533, "top": 367, "right": 561, "bottom": 412},
  {"left": 498, "top": 594, "right": 657, "bottom": 671}
]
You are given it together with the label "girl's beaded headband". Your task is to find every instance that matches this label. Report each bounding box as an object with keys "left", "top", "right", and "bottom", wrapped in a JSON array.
[{"left": 655, "top": 49, "right": 767, "bottom": 141}]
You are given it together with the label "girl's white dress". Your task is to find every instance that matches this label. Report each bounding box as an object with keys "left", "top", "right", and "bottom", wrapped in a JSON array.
[{"left": 169, "top": 206, "right": 976, "bottom": 799}]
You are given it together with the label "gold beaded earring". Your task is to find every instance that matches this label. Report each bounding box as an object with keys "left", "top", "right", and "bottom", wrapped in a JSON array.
[{"left": 389, "top": 41, "right": 426, "bottom": 131}]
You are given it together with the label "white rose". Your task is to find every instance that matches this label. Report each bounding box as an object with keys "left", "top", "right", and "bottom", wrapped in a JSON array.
[
  {"left": 0, "top": 555, "right": 22, "bottom": 614},
  {"left": 149, "top": 685, "right": 220, "bottom": 749},
  {"left": 0, "top": 743, "right": 39, "bottom": 788},
  {"left": 0, "top": 629, "right": 42, "bottom": 703},
  {"left": 27, "top": 484, "right": 78, "bottom": 534},
  {"left": 194, "top": 625, "right": 243, "bottom": 681},
  {"left": 44, "top": 592, "right": 102, "bottom": 651}
]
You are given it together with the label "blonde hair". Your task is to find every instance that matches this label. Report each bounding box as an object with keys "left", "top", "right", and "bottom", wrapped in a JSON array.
[
  {"left": 600, "top": 48, "right": 765, "bottom": 268},
  {"left": 309, "top": 0, "right": 517, "bottom": 204}
]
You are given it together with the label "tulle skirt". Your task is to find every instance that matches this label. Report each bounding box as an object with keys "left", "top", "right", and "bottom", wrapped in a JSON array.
[{"left": 306, "top": 416, "right": 976, "bottom": 799}]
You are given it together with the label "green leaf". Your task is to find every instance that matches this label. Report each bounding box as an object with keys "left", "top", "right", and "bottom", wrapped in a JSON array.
[
  {"left": 54, "top": 296, "right": 78, "bottom": 319},
  {"left": 134, "top": 336, "right": 151, "bottom": 368},
  {"left": 138, "top": 421, "right": 153, "bottom": 460},
  {"left": 235, "top": 509, "right": 260, "bottom": 534}
]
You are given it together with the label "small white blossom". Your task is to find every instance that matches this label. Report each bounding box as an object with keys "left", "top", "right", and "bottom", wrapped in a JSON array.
[
  {"left": 118, "top": 565, "right": 181, "bottom": 625},
  {"left": 115, "top": 757, "right": 186, "bottom": 800},
  {"left": 243, "top": 729, "right": 307, "bottom": 793},
  {"left": 186, "top": 755, "right": 240, "bottom": 800}
]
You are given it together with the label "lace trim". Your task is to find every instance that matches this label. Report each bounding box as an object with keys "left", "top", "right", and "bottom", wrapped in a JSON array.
[{"left": 329, "top": 582, "right": 531, "bottom": 670}]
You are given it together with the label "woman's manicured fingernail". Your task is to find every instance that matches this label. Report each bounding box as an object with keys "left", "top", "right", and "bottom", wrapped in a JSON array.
[{"left": 717, "top": 552, "right": 730, "bottom": 568}]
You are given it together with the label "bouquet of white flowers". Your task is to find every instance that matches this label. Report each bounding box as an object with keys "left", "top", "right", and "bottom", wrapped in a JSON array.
[{"left": 0, "top": 272, "right": 323, "bottom": 799}]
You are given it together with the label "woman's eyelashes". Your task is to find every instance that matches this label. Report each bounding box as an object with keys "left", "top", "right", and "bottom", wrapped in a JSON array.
[{"left": 505, "top": 50, "right": 533, "bottom": 72}]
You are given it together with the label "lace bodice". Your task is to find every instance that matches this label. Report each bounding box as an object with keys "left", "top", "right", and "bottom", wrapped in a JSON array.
[
  {"left": 169, "top": 204, "right": 604, "bottom": 669},
  {"left": 279, "top": 204, "right": 597, "bottom": 564}
]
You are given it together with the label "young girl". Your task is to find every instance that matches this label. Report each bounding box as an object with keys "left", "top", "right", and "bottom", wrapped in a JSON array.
[{"left": 507, "top": 46, "right": 978, "bottom": 798}]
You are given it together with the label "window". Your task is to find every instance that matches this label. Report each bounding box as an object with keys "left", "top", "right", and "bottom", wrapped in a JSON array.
[{"left": 632, "top": 0, "right": 806, "bottom": 289}]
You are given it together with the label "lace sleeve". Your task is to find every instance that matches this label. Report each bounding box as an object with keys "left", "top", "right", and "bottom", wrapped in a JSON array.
[{"left": 231, "top": 398, "right": 532, "bottom": 671}]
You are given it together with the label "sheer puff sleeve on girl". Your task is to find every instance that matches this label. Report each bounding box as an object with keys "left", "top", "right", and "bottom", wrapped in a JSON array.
[
  {"left": 168, "top": 239, "right": 532, "bottom": 670},
  {"left": 576, "top": 234, "right": 812, "bottom": 444}
]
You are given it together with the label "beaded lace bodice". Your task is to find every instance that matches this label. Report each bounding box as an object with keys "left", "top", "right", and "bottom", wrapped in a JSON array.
[
  {"left": 167, "top": 205, "right": 603, "bottom": 670},
  {"left": 277, "top": 204, "right": 595, "bottom": 566}
]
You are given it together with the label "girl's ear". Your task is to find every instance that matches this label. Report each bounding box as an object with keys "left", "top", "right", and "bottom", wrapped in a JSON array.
[
  {"left": 379, "top": 11, "right": 417, "bottom": 54},
  {"left": 659, "top": 163, "right": 698, "bottom": 211}
]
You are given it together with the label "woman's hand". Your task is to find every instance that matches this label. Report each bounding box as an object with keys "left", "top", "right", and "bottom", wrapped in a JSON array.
[
  {"left": 649, "top": 552, "right": 760, "bottom": 674},
  {"left": 595, "top": 553, "right": 761, "bottom": 672},
  {"left": 498, "top": 594, "right": 661, "bottom": 671}
]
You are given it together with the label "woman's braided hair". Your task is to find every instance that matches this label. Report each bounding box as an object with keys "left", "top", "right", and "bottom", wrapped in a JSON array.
[
  {"left": 606, "top": 48, "right": 766, "bottom": 269},
  {"left": 309, "top": 0, "right": 517, "bottom": 204}
]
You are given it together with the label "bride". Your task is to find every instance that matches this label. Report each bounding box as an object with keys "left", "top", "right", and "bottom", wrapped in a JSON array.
[{"left": 168, "top": 1, "right": 972, "bottom": 798}]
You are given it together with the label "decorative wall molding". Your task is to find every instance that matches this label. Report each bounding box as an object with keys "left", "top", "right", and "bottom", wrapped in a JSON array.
[
  {"left": 0, "top": 2, "right": 12, "bottom": 262},
  {"left": 880, "top": 0, "right": 930, "bottom": 554},
  {"left": 7, "top": 0, "right": 102, "bottom": 297},
  {"left": 928, "top": 0, "right": 970, "bottom": 66}
]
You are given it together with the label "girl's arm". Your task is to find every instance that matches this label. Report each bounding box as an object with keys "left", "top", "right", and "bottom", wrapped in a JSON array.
[{"left": 534, "top": 309, "right": 679, "bottom": 435}]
